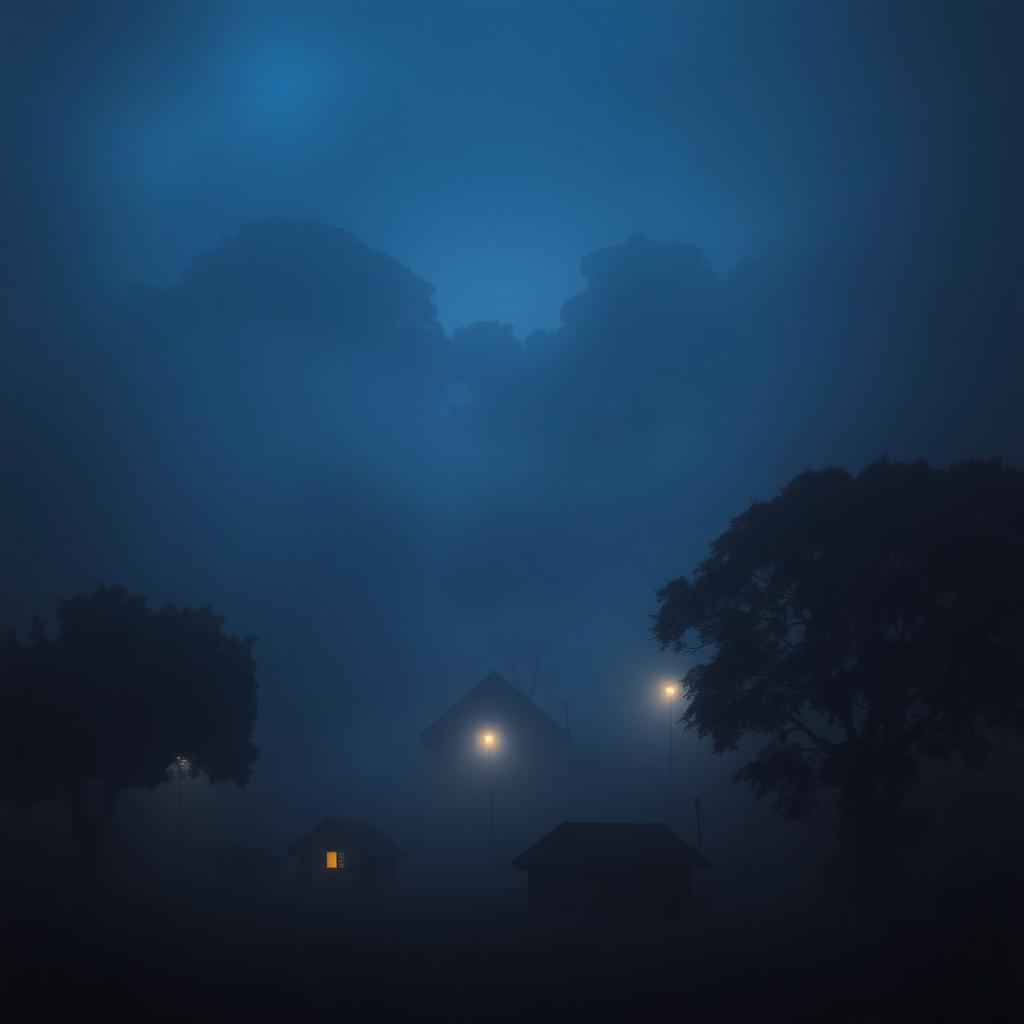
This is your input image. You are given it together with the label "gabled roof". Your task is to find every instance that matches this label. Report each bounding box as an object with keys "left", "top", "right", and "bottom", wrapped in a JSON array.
[
  {"left": 421, "top": 671, "right": 569, "bottom": 751},
  {"left": 288, "top": 818, "right": 405, "bottom": 860},
  {"left": 512, "top": 822, "right": 710, "bottom": 870}
]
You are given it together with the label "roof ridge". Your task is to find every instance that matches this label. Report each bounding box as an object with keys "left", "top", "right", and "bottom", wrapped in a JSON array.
[
  {"left": 287, "top": 818, "right": 406, "bottom": 859},
  {"left": 511, "top": 820, "right": 710, "bottom": 870},
  {"left": 421, "top": 670, "right": 570, "bottom": 747}
]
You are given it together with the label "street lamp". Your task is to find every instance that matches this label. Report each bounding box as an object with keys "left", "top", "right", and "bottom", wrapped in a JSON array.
[
  {"left": 477, "top": 728, "right": 500, "bottom": 871},
  {"left": 174, "top": 755, "right": 190, "bottom": 870},
  {"left": 662, "top": 683, "right": 681, "bottom": 827}
]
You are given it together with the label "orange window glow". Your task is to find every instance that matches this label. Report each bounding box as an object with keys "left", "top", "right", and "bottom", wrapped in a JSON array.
[{"left": 326, "top": 850, "right": 338, "bottom": 869}]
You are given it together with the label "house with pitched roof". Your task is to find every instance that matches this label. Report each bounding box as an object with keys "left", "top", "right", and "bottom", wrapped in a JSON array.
[
  {"left": 288, "top": 818, "right": 405, "bottom": 894},
  {"left": 420, "top": 670, "right": 569, "bottom": 777},
  {"left": 512, "top": 822, "right": 709, "bottom": 926}
]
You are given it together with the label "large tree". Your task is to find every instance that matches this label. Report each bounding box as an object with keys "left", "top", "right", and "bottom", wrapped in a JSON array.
[
  {"left": 0, "top": 585, "right": 258, "bottom": 858},
  {"left": 654, "top": 458, "right": 1024, "bottom": 903}
]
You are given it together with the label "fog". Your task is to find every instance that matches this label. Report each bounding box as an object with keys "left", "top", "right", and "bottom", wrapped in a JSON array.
[{"left": 2, "top": 2, "right": 1022, "bottom": 1019}]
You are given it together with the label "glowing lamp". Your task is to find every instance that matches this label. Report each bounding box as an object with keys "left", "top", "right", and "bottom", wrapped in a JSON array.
[
  {"left": 663, "top": 683, "right": 679, "bottom": 699},
  {"left": 478, "top": 729, "right": 500, "bottom": 753}
]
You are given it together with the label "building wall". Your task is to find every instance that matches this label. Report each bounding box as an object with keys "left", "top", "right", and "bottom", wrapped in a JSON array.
[
  {"left": 296, "top": 844, "right": 397, "bottom": 893},
  {"left": 527, "top": 865, "right": 694, "bottom": 926},
  {"left": 297, "top": 843, "right": 363, "bottom": 889}
]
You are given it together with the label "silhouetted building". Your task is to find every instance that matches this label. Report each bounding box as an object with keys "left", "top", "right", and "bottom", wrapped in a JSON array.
[
  {"left": 512, "top": 822, "right": 709, "bottom": 927},
  {"left": 288, "top": 818, "right": 405, "bottom": 894},
  {"left": 421, "top": 670, "right": 569, "bottom": 775}
]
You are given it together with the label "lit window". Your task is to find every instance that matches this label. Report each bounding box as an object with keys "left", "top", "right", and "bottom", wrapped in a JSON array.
[{"left": 326, "top": 850, "right": 338, "bottom": 869}]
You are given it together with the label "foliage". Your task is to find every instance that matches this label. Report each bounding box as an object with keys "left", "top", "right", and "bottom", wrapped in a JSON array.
[
  {"left": 0, "top": 585, "right": 258, "bottom": 855},
  {"left": 654, "top": 459, "right": 1024, "bottom": 860},
  {"left": 172, "top": 218, "right": 442, "bottom": 348}
]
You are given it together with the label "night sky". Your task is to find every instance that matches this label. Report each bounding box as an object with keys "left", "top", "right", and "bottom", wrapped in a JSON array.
[{"left": 2, "top": 0, "right": 1021, "bottom": 880}]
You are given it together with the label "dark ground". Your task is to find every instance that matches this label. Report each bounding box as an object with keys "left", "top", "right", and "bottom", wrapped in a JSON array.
[{"left": 2, "top": 871, "right": 1020, "bottom": 1023}]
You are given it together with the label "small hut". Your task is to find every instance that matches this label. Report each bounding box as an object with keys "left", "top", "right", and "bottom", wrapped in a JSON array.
[
  {"left": 512, "top": 822, "right": 709, "bottom": 927},
  {"left": 288, "top": 818, "right": 405, "bottom": 894}
]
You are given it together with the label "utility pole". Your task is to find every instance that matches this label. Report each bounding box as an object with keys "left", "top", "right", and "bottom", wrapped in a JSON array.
[
  {"left": 668, "top": 700, "right": 676, "bottom": 827},
  {"left": 478, "top": 730, "right": 499, "bottom": 873},
  {"left": 488, "top": 769, "right": 496, "bottom": 873},
  {"left": 661, "top": 683, "right": 681, "bottom": 829},
  {"left": 175, "top": 755, "right": 188, "bottom": 876},
  {"left": 694, "top": 796, "right": 702, "bottom": 853}
]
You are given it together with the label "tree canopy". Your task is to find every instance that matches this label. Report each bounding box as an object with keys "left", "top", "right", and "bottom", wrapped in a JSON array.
[
  {"left": 0, "top": 585, "right": 258, "bottom": 855},
  {"left": 170, "top": 218, "right": 442, "bottom": 347},
  {"left": 654, "top": 458, "right": 1024, "bottom": 876}
]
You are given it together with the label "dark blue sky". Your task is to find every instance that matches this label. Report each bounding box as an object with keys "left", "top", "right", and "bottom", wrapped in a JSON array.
[
  {"left": 1, "top": 0, "right": 1021, "bottom": 858},
  {"left": 30, "top": 0, "right": 1013, "bottom": 334}
]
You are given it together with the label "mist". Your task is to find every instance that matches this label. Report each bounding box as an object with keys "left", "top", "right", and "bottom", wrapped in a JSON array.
[{"left": 2, "top": 2, "right": 1022, "bottom": 1019}]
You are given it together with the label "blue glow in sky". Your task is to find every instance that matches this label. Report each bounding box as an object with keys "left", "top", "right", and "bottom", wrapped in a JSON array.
[
  {"left": 80, "top": 2, "right": 801, "bottom": 333},
  {"left": 64, "top": 0, "right": 1019, "bottom": 339}
]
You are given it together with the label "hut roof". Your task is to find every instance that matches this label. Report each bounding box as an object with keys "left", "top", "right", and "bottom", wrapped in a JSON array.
[
  {"left": 421, "top": 670, "right": 569, "bottom": 752},
  {"left": 288, "top": 818, "right": 405, "bottom": 860},
  {"left": 512, "top": 822, "right": 710, "bottom": 870}
]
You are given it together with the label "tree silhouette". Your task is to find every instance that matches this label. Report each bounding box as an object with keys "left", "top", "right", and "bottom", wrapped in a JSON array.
[
  {"left": 654, "top": 458, "right": 1024, "bottom": 906},
  {"left": 494, "top": 632, "right": 565, "bottom": 701},
  {"left": 170, "top": 218, "right": 442, "bottom": 348},
  {"left": 0, "top": 585, "right": 258, "bottom": 860}
]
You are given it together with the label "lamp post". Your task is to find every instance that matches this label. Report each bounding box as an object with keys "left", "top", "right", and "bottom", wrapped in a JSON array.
[
  {"left": 478, "top": 730, "right": 499, "bottom": 872},
  {"left": 662, "top": 684, "right": 680, "bottom": 827},
  {"left": 174, "top": 755, "right": 190, "bottom": 866}
]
